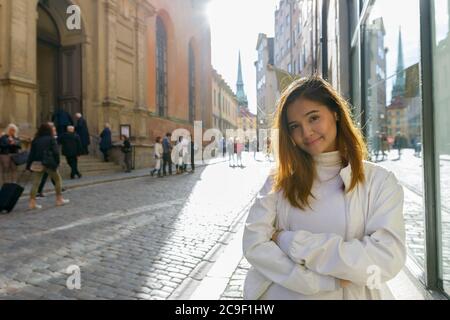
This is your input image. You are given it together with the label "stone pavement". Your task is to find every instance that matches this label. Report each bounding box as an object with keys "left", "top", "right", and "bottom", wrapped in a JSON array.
[{"left": 0, "top": 153, "right": 273, "bottom": 300}]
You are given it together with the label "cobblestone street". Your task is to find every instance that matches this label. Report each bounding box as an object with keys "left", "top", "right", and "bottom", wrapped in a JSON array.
[{"left": 0, "top": 154, "right": 272, "bottom": 300}]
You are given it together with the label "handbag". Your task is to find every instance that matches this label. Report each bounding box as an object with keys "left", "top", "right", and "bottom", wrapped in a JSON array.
[
  {"left": 30, "top": 161, "right": 44, "bottom": 173},
  {"left": 42, "top": 147, "right": 58, "bottom": 170},
  {"left": 10, "top": 151, "right": 29, "bottom": 166}
]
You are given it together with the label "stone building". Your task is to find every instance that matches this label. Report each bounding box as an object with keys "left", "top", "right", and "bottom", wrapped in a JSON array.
[
  {"left": 211, "top": 68, "right": 238, "bottom": 134},
  {"left": 0, "top": 0, "right": 212, "bottom": 168}
]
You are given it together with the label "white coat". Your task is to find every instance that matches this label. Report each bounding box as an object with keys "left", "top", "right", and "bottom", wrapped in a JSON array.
[{"left": 242, "top": 161, "right": 406, "bottom": 300}]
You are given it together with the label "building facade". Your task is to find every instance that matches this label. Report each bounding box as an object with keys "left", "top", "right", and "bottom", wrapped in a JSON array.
[
  {"left": 0, "top": 0, "right": 212, "bottom": 168},
  {"left": 211, "top": 68, "right": 238, "bottom": 133}
]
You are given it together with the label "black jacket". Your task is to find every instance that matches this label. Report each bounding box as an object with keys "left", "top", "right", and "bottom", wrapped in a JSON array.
[
  {"left": 60, "top": 132, "right": 82, "bottom": 157},
  {"left": 75, "top": 117, "right": 91, "bottom": 147},
  {"left": 26, "top": 136, "right": 60, "bottom": 170},
  {"left": 0, "top": 135, "right": 22, "bottom": 155},
  {"left": 100, "top": 128, "right": 112, "bottom": 150},
  {"left": 122, "top": 139, "right": 132, "bottom": 154},
  {"left": 52, "top": 109, "right": 73, "bottom": 127}
]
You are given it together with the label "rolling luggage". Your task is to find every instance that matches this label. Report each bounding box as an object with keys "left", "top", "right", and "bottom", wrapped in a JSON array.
[
  {"left": 0, "top": 183, "right": 24, "bottom": 214},
  {"left": 0, "top": 170, "right": 31, "bottom": 214}
]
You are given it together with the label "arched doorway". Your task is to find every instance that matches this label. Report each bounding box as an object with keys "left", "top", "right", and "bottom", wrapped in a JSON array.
[{"left": 36, "top": 1, "right": 82, "bottom": 127}]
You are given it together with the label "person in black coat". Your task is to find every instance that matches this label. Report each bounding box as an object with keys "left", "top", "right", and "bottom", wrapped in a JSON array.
[
  {"left": 99, "top": 123, "right": 112, "bottom": 162},
  {"left": 26, "top": 123, "right": 69, "bottom": 210},
  {"left": 75, "top": 113, "right": 90, "bottom": 155},
  {"left": 60, "top": 126, "right": 83, "bottom": 179},
  {"left": 52, "top": 107, "right": 73, "bottom": 140},
  {"left": 121, "top": 135, "right": 132, "bottom": 173},
  {"left": 0, "top": 123, "right": 22, "bottom": 184}
]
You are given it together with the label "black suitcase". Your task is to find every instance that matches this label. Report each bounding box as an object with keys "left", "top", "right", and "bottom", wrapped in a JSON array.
[{"left": 0, "top": 183, "right": 25, "bottom": 214}]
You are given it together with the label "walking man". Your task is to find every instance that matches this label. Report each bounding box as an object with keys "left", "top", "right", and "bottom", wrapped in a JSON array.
[
  {"left": 162, "top": 133, "right": 173, "bottom": 176},
  {"left": 59, "top": 126, "right": 83, "bottom": 179}
]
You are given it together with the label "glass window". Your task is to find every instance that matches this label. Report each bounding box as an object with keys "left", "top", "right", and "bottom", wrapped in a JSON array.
[
  {"left": 189, "top": 43, "right": 196, "bottom": 123},
  {"left": 363, "top": 0, "right": 426, "bottom": 275},
  {"left": 156, "top": 16, "right": 168, "bottom": 117},
  {"left": 431, "top": 0, "right": 450, "bottom": 295}
]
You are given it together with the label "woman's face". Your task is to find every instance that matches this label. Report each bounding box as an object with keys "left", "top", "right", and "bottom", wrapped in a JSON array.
[
  {"left": 286, "top": 98, "right": 338, "bottom": 156},
  {"left": 7, "top": 127, "right": 16, "bottom": 137}
]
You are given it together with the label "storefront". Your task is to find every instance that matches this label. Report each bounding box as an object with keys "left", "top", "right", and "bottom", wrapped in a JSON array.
[{"left": 349, "top": 0, "right": 450, "bottom": 297}]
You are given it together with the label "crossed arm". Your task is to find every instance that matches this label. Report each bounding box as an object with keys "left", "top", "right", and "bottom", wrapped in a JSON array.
[{"left": 243, "top": 172, "right": 406, "bottom": 295}]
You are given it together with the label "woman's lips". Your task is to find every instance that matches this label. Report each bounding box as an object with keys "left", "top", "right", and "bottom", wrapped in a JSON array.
[{"left": 305, "top": 137, "right": 322, "bottom": 146}]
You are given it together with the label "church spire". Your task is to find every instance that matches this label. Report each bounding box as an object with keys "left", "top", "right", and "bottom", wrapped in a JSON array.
[
  {"left": 392, "top": 27, "right": 405, "bottom": 100},
  {"left": 236, "top": 51, "right": 248, "bottom": 108}
]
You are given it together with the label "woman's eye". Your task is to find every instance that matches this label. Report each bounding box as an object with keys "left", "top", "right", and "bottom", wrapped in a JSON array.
[
  {"left": 289, "top": 124, "right": 299, "bottom": 131},
  {"left": 310, "top": 116, "right": 320, "bottom": 122}
]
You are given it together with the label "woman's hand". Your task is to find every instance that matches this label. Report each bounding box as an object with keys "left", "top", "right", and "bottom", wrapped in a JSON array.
[
  {"left": 271, "top": 229, "right": 283, "bottom": 243},
  {"left": 339, "top": 279, "right": 352, "bottom": 288}
]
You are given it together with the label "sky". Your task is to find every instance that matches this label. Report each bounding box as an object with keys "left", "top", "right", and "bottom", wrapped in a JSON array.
[{"left": 207, "top": 0, "right": 279, "bottom": 115}]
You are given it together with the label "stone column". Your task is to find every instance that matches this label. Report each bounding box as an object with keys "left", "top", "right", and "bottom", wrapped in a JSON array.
[
  {"left": 135, "top": 0, "right": 155, "bottom": 110},
  {"left": 103, "top": 0, "right": 120, "bottom": 106},
  {"left": 0, "top": 0, "right": 38, "bottom": 135}
]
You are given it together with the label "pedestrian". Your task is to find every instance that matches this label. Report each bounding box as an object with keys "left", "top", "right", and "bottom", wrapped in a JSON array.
[
  {"left": 51, "top": 107, "right": 73, "bottom": 140},
  {"left": 222, "top": 137, "right": 226, "bottom": 158},
  {"left": 36, "top": 123, "right": 65, "bottom": 198},
  {"left": 381, "top": 133, "right": 388, "bottom": 160},
  {"left": 175, "top": 136, "right": 185, "bottom": 174},
  {"left": 26, "top": 123, "right": 70, "bottom": 210},
  {"left": 151, "top": 137, "right": 163, "bottom": 177},
  {"left": 59, "top": 126, "right": 83, "bottom": 179},
  {"left": 236, "top": 138, "right": 244, "bottom": 167},
  {"left": 182, "top": 136, "right": 189, "bottom": 173},
  {"left": 393, "top": 131, "right": 406, "bottom": 160},
  {"left": 190, "top": 139, "right": 196, "bottom": 173},
  {"left": 121, "top": 134, "right": 132, "bottom": 173},
  {"left": 265, "top": 137, "right": 272, "bottom": 161},
  {"left": 243, "top": 76, "right": 406, "bottom": 300},
  {"left": 227, "top": 138, "right": 234, "bottom": 166},
  {"left": 0, "top": 123, "right": 22, "bottom": 184},
  {"left": 75, "top": 113, "right": 90, "bottom": 155},
  {"left": 99, "top": 123, "right": 112, "bottom": 162},
  {"left": 162, "top": 133, "right": 173, "bottom": 176},
  {"left": 252, "top": 138, "right": 258, "bottom": 160},
  {"left": 232, "top": 137, "right": 238, "bottom": 167}
]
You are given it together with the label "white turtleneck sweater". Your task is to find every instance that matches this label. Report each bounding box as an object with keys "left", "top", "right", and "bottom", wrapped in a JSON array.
[{"left": 260, "top": 151, "right": 347, "bottom": 300}]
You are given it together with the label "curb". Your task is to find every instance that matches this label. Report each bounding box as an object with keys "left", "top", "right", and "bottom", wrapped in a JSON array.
[{"left": 18, "top": 158, "right": 230, "bottom": 200}]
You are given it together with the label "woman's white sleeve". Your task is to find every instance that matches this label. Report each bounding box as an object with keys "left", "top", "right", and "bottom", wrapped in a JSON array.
[
  {"left": 243, "top": 175, "right": 339, "bottom": 295},
  {"left": 275, "top": 172, "right": 406, "bottom": 287}
]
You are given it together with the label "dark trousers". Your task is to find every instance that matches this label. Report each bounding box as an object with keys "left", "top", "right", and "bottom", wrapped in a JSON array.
[
  {"left": 81, "top": 145, "right": 89, "bottom": 155},
  {"left": 101, "top": 149, "right": 109, "bottom": 162},
  {"left": 191, "top": 157, "right": 195, "bottom": 171},
  {"left": 66, "top": 156, "right": 81, "bottom": 178},
  {"left": 162, "top": 153, "right": 172, "bottom": 176},
  {"left": 124, "top": 152, "right": 132, "bottom": 172}
]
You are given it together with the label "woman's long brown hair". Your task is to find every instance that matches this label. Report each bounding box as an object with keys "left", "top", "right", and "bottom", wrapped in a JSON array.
[{"left": 272, "top": 75, "right": 368, "bottom": 210}]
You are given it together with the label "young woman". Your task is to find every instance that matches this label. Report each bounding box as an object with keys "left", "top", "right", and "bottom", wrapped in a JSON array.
[
  {"left": 243, "top": 76, "right": 406, "bottom": 300},
  {"left": 27, "top": 123, "right": 70, "bottom": 210}
]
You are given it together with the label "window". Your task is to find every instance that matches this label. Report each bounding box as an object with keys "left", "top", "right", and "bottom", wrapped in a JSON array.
[
  {"left": 156, "top": 17, "right": 168, "bottom": 117},
  {"left": 189, "top": 44, "right": 196, "bottom": 123},
  {"left": 432, "top": 0, "right": 450, "bottom": 295},
  {"left": 363, "top": 0, "right": 425, "bottom": 276}
]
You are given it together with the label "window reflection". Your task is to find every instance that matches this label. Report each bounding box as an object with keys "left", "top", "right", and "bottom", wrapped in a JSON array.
[
  {"left": 432, "top": 0, "right": 450, "bottom": 296},
  {"left": 363, "top": 0, "right": 426, "bottom": 273}
]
